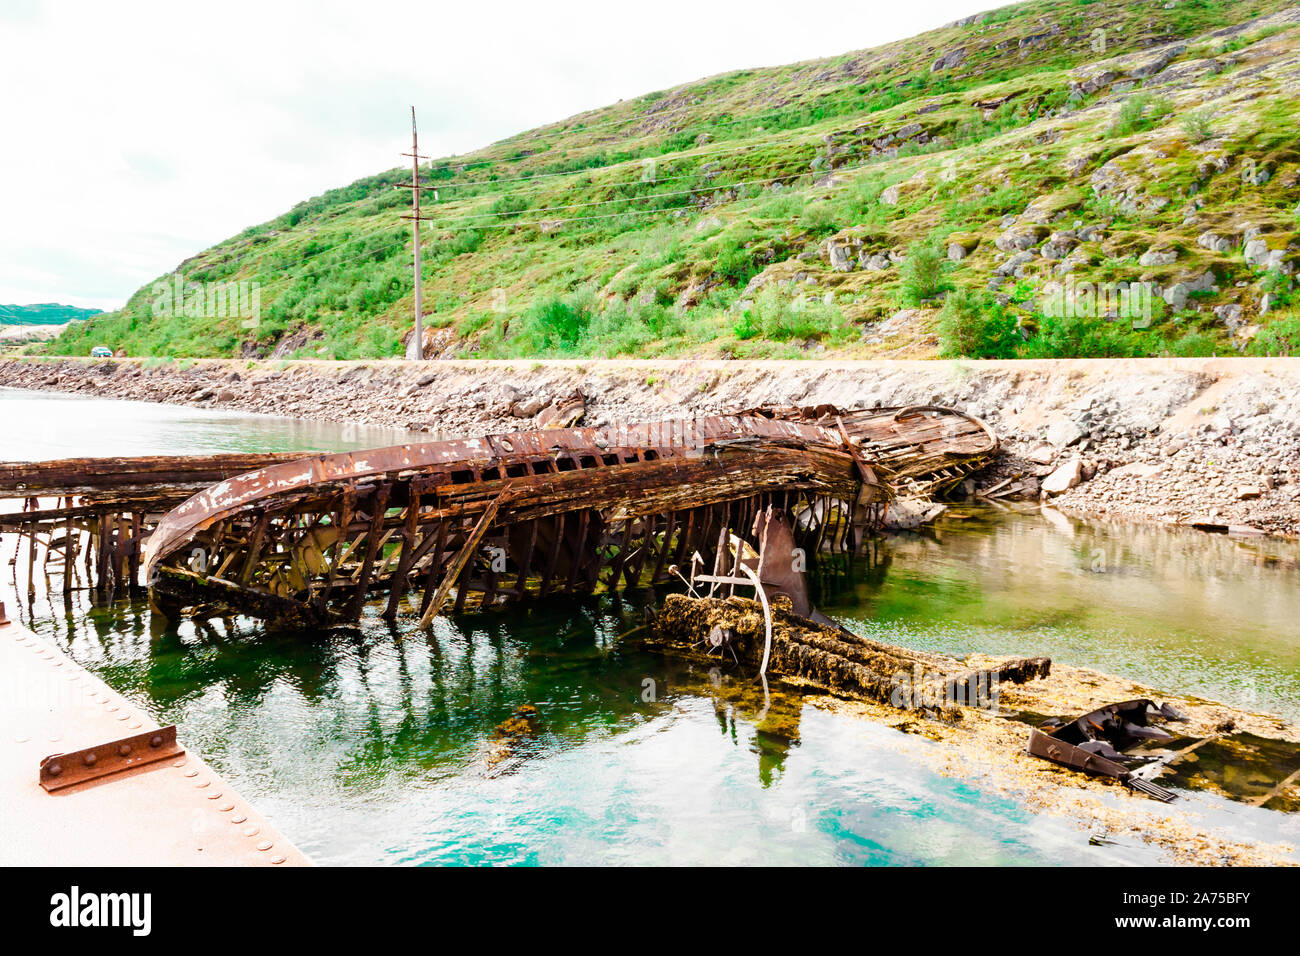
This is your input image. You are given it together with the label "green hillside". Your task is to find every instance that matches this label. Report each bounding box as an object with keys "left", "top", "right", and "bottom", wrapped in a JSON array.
[
  {"left": 48, "top": 0, "right": 1300, "bottom": 361},
  {"left": 2, "top": 303, "right": 102, "bottom": 326}
]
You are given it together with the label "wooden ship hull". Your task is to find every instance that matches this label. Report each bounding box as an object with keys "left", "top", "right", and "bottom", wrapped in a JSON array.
[{"left": 139, "top": 406, "right": 998, "bottom": 627}]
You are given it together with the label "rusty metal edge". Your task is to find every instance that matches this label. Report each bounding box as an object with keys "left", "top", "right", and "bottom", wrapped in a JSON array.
[{"left": 40, "top": 725, "right": 184, "bottom": 792}]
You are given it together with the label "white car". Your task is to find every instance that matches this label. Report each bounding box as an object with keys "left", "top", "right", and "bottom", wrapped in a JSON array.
[{"left": 90, "top": 346, "right": 112, "bottom": 358}]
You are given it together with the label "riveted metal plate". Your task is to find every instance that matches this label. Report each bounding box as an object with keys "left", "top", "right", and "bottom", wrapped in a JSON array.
[{"left": 39, "top": 725, "right": 184, "bottom": 792}]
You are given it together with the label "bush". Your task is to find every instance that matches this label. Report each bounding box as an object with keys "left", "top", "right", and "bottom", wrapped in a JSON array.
[
  {"left": 1109, "top": 93, "right": 1174, "bottom": 138},
  {"left": 736, "top": 289, "right": 854, "bottom": 344},
  {"left": 1161, "top": 328, "right": 1219, "bottom": 356},
  {"left": 1181, "top": 109, "right": 1215, "bottom": 143},
  {"left": 1247, "top": 314, "right": 1300, "bottom": 356},
  {"left": 712, "top": 238, "right": 759, "bottom": 286},
  {"left": 936, "top": 289, "right": 1021, "bottom": 358},
  {"left": 732, "top": 312, "right": 759, "bottom": 340},
  {"left": 800, "top": 201, "right": 840, "bottom": 237},
  {"left": 428, "top": 229, "right": 482, "bottom": 262},
  {"left": 1260, "top": 270, "right": 1295, "bottom": 310},
  {"left": 489, "top": 195, "right": 528, "bottom": 220},
  {"left": 523, "top": 297, "right": 591, "bottom": 350},
  {"left": 1021, "top": 312, "right": 1149, "bottom": 358},
  {"left": 758, "top": 191, "right": 805, "bottom": 220},
  {"left": 898, "top": 239, "right": 947, "bottom": 306}
]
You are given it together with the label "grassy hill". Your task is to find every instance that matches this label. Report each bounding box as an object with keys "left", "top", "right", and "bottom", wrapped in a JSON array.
[
  {"left": 2, "top": 303, "right": 102, "bottom": 326},
  {"left": 47, "top": 0, "right": 1300, "bottom": 361}
]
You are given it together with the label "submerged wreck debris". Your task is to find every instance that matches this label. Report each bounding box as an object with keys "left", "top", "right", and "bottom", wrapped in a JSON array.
[
  {"left": 0, "top": 452, "right": 307, "bottom": 594},
  {"left": 476, "top": 704, "right": 543, "bottom": 776},
  {"left": 141, "top": 405, "right": 998, "bottom": 627},
  {"left": 651, "top": 592, "right": 1050, "bottom": 710},
  {"left": 1028, "top": 699, "right": 1187, "bottom": 802}
]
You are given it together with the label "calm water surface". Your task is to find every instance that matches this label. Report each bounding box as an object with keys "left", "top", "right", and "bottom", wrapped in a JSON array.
[{"left": 3, "top": 388, "right": 1298, "bottom": 865}]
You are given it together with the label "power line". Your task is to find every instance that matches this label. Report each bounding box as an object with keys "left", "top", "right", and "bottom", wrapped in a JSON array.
[
  {"left": 228, "top": 140, "right": 918, "bottom": 298},
  {"left": 431, "top": 72, "right": 887, "bottom": 176},
  {"left": 433, "top": 171, "right": 811, "bottom": 227},
  {"left": 430, "top": 132, "right": 820, "bottom": 194},
  {"left": 253, "top": 163, "right": 878, "bottom": 295},
  {"left": 137, "top": 97, "right": 945, "bottom": 303},
  {"left": 400, "top": 106, "right": 435, "bottom": 360},
  {"left": 426, "top": 143, "right": 914, "bottom": 231},
  {"left": 202, "top": 151, "right": 813, "bottom": 286}
]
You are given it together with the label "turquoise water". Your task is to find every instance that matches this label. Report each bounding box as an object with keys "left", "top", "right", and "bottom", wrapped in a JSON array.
[{"left": 3, "top": 388, "right": 1298, "bottom": 865}]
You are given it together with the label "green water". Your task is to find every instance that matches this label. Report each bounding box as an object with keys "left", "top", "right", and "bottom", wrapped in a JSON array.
[
  {"left": 3, "top": 388, "right": 1299, "bottom": 865},
  {"left": 821, "top": 505, "right": 1300, "bottom": 724}
]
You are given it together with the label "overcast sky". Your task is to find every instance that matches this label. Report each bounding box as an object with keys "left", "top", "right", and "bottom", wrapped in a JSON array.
[{"left": 0, "top": 0, "right": 994, "bottom": 310}]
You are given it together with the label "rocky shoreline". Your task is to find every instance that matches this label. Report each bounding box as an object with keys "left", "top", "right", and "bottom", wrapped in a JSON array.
[{"left": 2, "top": 355, "right": 1298, "bottom": 536}]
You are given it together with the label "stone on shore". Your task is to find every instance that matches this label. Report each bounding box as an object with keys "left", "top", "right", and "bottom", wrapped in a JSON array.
[{"left": 1041, "top": 457, "right": 1084, "bottom": 496}]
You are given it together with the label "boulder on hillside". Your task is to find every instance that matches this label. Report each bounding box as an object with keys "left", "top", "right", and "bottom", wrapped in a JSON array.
[
  {"left": 1041, "top": 457, "right": 1084, "bottom": 496},
  {"left": 536, "top": 389, "right": 586, "bottom": 429},
  {"left": 1046, "top": 419, "right": 1085, "bottom": 449}
]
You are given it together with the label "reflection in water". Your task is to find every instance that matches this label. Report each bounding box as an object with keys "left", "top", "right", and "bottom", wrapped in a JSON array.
[
  {"left": 823, "top": 503, "right": 1300, "bottom": 723},
  {"left": 0, "top": 386, "right": 426, "bottom": 461}
]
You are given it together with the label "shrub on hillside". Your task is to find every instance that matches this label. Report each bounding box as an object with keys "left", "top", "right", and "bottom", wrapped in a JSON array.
[
  {"left": 1180, "top": 109, "right": 1216, "bottom": 143},
  {"left": 1021, "top": 312, "right": 1149, "bottom": 358},
  {"left": 897, "top": 239, "right": 947, "bottom": 306},
  {"left": 1247, "top": 313, "right": 1300, "bottom": 356},
  {"left": 713, "top": 238, "right": 759, "bottom": 286},
  {"left": 524, "top": 296, "right": 592, "bottom": 350},
  {"left": 489, "top": 195, "right": 528, "bottom": 220},
  {"left": 1108, "top": 93, "right": 1174, "bottom": 137},
  {"left": 1160, "top": 328, "right": 1220, "bottom": 356},
  {"left": 736, "top": 289, "right": 854, "bottom": 344},
  {"left": 936, "top": 289, "right": 1021, "bottom": 358}
]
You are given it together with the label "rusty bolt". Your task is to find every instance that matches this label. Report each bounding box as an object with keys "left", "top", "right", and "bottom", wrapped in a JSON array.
[
  {"left": 119, "top": 744, "right": 132, "bottom": 757},
  {"left": 150, "top": 734, "right": 163, "bottom": 748},
  {"left": 83, "top": 753, "right": 97, "bottom": 766},
  {"left": 47, "top": 763, "right": 62, "bottom": 776}
]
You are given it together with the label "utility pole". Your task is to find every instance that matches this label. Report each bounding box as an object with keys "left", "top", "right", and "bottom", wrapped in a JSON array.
[{"left": 397, "top": 107, "right": 435, "bottom": 360}]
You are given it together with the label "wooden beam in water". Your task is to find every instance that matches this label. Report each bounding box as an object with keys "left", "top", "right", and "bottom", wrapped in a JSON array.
[{"left": 419, "top": 497, "right": 501, "bottom": 627}]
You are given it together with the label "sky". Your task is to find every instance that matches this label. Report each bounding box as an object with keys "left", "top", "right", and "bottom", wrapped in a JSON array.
[{"left": 0, "top": 0, "right": 996, "bottom": 311}]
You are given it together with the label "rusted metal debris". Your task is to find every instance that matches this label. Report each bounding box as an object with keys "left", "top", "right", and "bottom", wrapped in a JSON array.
[
  {"left": 1027, "top": 699, "right": 1187, "bottom": 801},
  {"left": 0, "top": 452, "right": 305, "bottom": 501},
  {"left": 39, "top": 725, "right": 184, "bottom": 793},
  {"left": 0, "top": 452, "right": 306, "bottom": 597},
  {"left": 141, "top": 405, "right": 998, "bottom": 627}
]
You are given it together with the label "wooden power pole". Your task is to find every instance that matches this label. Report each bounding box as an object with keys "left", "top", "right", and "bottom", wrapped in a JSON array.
[{"left": 397, "top": 107, "right": 435, "bottom": 360}]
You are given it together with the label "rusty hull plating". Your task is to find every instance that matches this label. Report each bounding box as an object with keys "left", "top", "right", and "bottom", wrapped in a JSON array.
[{"left": 142, "top": 406, "right": 998, "bottom": 628}]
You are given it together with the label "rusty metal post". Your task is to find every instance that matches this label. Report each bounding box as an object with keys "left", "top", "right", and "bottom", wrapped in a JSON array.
[
  {"left": 399, "top": 107, "right": 433, "bottom": 360},
  {"left": 62, "top": 516, "right": 74, "bottom": 594},
  {"left": 25, "top": 520, "right": 36, "bottom": 597},
  {"left": 410, "top": 111, "right": 423, "bottom": 362}
]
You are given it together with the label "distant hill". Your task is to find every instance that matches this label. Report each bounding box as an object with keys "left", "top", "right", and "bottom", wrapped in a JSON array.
[
  {"left": 45, "top": 0, "right": 1300, "bottom": 361},
  {"left": 1, "top": 303, "right": 103, "bottom": 326}
]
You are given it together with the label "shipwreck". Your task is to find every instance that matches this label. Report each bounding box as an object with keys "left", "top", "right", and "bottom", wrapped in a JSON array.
[{"left": 125, "top": 405, "right": 998, "bottom": 627}]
